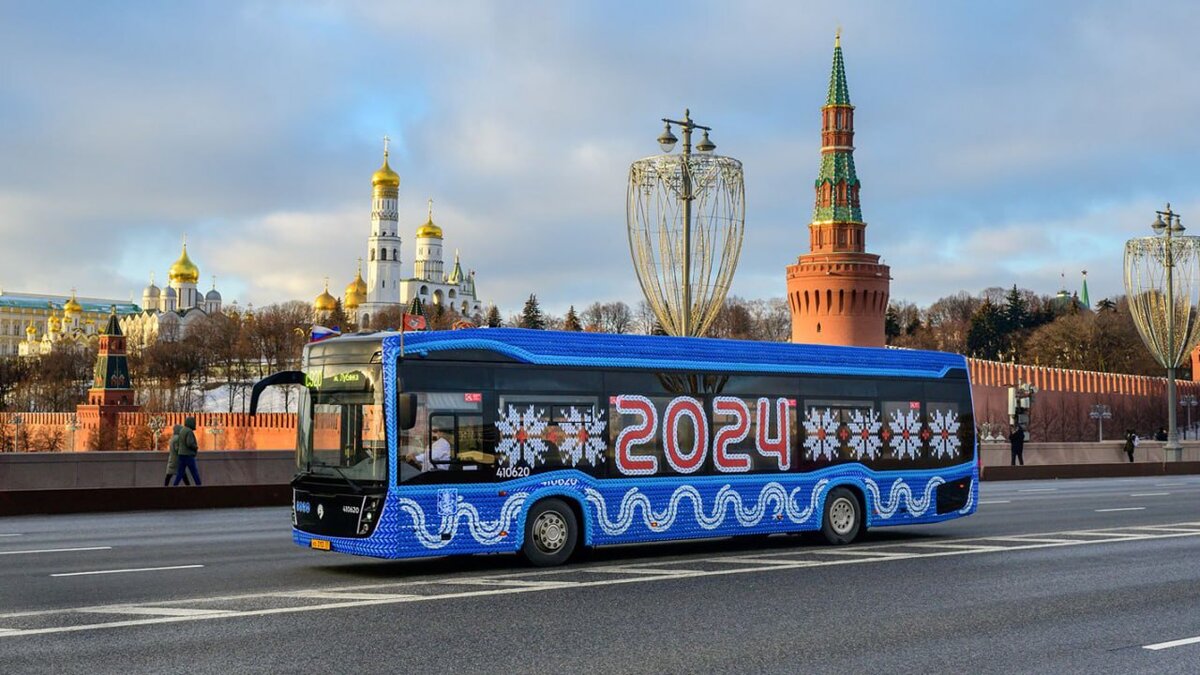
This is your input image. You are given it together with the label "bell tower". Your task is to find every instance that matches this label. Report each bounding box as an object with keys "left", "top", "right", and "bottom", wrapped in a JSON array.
[
  {"left": 76, "top": 308, "right": 140, "bottom": 449},
  {"left": 786, "top": 32, "right": 891, "bottom": 347}
]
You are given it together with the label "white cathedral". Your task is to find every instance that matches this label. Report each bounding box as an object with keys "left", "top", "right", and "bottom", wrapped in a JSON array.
[
  {"left": 121, "top": 242, "right": 224, "bottom": 348},
  {"left": 314, "top": 141, "right": 482, "bottom": 327}
]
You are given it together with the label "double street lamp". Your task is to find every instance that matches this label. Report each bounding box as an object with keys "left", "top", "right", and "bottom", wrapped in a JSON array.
[
  {"left": 1089, "top": 404, "right": 1112, "bottom": 443},
  {"left": 1180, "top": 394, "right": 1198, "bottom": 440}
]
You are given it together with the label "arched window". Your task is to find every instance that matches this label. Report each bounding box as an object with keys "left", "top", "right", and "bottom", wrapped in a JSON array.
[
  {"left": 370, "top": 250, "right": 375, "bottom": 261},
  {"left": 392, "top": 248, "right": 397, "bottom": 261},
  {"left": 380, "top": 249, "right": 387, "bottom": 261}
]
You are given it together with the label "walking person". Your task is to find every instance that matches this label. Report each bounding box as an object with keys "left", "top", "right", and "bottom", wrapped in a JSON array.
[
  {"left": 163, "top": 424, "right": 191, "bottom": 486},
  {"left": 172, "top": 417, "right": 202, "bottom": 486},
  {"left": 1009, "top": 424, "right": 1026, "bottom": 466},
  {"left": 1122, "top": 429, "right": 1138, "bottom": 463}
]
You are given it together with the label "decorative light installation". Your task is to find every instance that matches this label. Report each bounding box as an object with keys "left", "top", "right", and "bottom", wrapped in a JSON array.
[{"left": 626, "top": 109, "right": 745, "bottom": 337}]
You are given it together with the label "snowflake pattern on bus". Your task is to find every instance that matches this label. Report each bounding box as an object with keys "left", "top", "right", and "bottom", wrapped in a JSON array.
[
  {"left": 928, "top": 409, "right": 960, "bottom": 459},
  {"left": 803, "top": 407, "right": 840, "bottom": 460},
  {"left": 495, "top": 404, "right": 550, "bottom": 467},
  {"left": 558, "top": 406, "right": 607, "bottom": 466},
  {"left": 847, "top": 409, "right": 883, "bottom": 460},
  {"left": 888, "top": 408, "right": 922, "bottom": 460}
]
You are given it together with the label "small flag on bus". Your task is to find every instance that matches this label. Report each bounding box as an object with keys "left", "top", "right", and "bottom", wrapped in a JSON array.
[
  {"left": 402, "top": 313, "right": 427, "bottom": 332},
  {"left": 310, "top": 325, "right": 341, "bottom": 342}
]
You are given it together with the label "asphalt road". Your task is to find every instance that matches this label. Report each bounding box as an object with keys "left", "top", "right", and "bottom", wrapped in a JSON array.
[{"left": 1, "top": 476, "right": 1199, "bottom": 674}]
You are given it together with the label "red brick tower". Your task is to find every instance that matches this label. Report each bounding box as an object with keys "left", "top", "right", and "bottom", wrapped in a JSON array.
[
  {"left": 76, "top": 309, "right": 140, "bottom": 449},
  {"left": 786, "top": 33, "right": 891, "bottom": 347}
]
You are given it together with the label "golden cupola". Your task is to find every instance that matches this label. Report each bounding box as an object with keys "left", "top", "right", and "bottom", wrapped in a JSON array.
[
  {"left": 371, "top": 141, "right": 400, "bottom": 191},
  {"left": 63, "top": 291, "right": 83, "bottom": 315},
  {"left": 416, "top": 198, "right": 443, "bottom": 239},
  {"left": 169, "top": 243, "right": 201, "bottom": 284},
  {"left": 313, "top": 279, "right": 338, "bottom": 313},
  {"left": 49, "top": 314, "right": 62, "bottom": 332},
  {"left": 25, "top": 322, "right": 36, "bottom": 337},
  {"left": 344, "top": 262, "right": 367, "bottom": 311}
]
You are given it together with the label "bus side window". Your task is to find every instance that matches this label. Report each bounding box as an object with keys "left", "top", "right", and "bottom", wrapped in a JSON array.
[{"left": 430, "top": 413, "right": 492, "bottom": 468}]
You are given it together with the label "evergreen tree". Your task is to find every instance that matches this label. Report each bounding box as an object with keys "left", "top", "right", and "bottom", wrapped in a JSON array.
[
  {"left": 1002, "top": 285, "right": 1029, "bottom": 333},
  {"left": 484, "top": 304, "right": 503, "bottom": 328},
  {"left": 885, "top": 305, "right": 901, "bottom": 341},
  {"left": 563, "top": 305, "right": 582, "bottom": 331},
  {"left": 966, "top": 299, "right": 1005, "bottom": 359},
  {"left": 519, "top": 294, "right": 546, "bottom": 330}
]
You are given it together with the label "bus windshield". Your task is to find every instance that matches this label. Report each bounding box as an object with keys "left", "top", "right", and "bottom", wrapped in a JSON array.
[{"left": 297, "top": 363, "right": 387, "bottom": 484}]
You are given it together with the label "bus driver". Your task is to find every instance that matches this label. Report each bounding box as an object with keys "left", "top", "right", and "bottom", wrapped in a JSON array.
[{"left": 404, "top": 426, "right": 452, "bottom": 471}]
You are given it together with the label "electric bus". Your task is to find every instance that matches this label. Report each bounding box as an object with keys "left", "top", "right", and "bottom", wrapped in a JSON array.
[{"left": 251, "top": 328, "right": 977, "bottom": 567}]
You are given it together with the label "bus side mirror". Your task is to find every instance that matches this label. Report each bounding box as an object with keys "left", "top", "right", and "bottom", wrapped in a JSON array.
[
  {"left": 250, "top": 370, "right": 306, "bottom": 415},
  {"left": 398, "top": 394, "right": 417, "bottom": 430}
]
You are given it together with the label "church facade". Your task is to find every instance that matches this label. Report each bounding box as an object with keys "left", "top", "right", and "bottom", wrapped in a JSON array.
[
  {"left": 121, "top": 242, "right": 224, "bottom": 348},
  {"left": 314, "top": 143, "right": 482, "bottom": 327},
  {"left": 2, "top": 290, "right": 138, "bottom": 357}
]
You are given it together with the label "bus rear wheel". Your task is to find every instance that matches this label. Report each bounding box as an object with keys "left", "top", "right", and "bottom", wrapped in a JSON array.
[
  {"left": 522, "top": 498, "right": 578, "bottom": 567},
  {"left": 820, "top": 487, "right": 862, "bottom": 545}
]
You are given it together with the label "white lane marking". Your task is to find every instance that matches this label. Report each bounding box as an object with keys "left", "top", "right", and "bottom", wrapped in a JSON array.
[
  {"left": 80, "top": 606, "right": 232, "bottom": 617},
  {"left": 1131, "top": 492, "right": 1171, "bottom": 497},
  {"left": 1096, "top": 507, "right": 1146, "bottom": 513},
  {"left": 1018, "top": 488, "right": 1058, "bottom": 493},
  {"left": 50, "top": 565, "right": 203, "bottom": 578},
  {"left": 0, "top": 534, "right": 23, "bottom": 538},
  {"left": 979, "top": 500, "right": 1011, "bottom": 504},
  {"left": 1154, "top": 482, "right": 1186, "bottom": 487},
  {"left": 273, "top": 591, "right": 419, "bottom": 601},
  {"left": 0, "top": 546, "right": 111, "bottom": 556},
  {"left": 3, "top": 522, "right": 1200, "bottom": 638},
  {"left": 1143, "top": 634, "right": 1200, "bottom": 651}
]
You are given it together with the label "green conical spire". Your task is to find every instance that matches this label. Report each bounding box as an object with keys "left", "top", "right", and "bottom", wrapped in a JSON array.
[
  {"left": 826, "top": 31, "right": 851, "bottom": 106},
  {"left": 1081, "top": 271, "right": 1090, "bottom": 309}
]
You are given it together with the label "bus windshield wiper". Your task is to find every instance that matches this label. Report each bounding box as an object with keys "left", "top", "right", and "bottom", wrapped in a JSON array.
[{"left": 323, "top": 464, "right": 363, "bottom": 494}]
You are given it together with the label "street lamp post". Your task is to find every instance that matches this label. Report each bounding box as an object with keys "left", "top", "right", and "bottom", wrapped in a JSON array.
[
  {"left": 64, "top": 413, "right": 78, "bottom": 452},
  {"left": 1180, "top": 394, "right": 1198, "bottom": 441},
  {"left": 11, "top": 414, "right": 22, "bottom": 453},
  {"left": 207, "top": 418, "right": 224, "bottom": 452},
  {"left": 1124, "top": 203, "right": 1200, "bottom": 462},
  {"left": 627, "top": 110, "right": 745, "bottom": 337},
  {"left": 148, "top": 415, "right": 166, "bottom": 452},
  {"left": 1089, "top": 404, "right": 1112, "bottom": 442}
]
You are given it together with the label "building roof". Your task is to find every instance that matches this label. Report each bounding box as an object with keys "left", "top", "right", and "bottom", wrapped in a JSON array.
[
  {"left": 381, "top": 328, "right": 966, "bottom": 379},
  {"left": 0, "top": 291, "right": 140, "bottom": 314}
]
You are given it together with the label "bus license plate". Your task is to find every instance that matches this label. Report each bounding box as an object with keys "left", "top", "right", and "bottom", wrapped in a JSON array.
[{"left": 310, "top": 539, "right": 331, "bottom": 551}]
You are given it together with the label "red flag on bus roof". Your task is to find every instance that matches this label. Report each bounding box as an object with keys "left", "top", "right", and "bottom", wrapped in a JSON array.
[{"left": 402, "top": 313, "right": 427, "bottom": 332}]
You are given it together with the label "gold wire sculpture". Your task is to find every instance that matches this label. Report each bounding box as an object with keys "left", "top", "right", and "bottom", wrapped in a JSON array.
[
  {"left": 1124, "top": 235, "right": 1200, "bottom": 369},
  {"left": 626, "top": 153, "right": 745, "bottom": 337}
]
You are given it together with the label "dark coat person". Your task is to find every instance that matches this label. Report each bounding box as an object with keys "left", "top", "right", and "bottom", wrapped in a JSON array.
[
  {"left": 172, "top": 417, "right": 202, "bottom": 486},
  {"left": 164, "top": 424, "right": 191, "bottom": 486},
  {"left": 1009, "top": 426, "right": 1026, "bottom": 466},
  {"left": 1122, "top": 429, "right": 1137, "bottom": 463}
]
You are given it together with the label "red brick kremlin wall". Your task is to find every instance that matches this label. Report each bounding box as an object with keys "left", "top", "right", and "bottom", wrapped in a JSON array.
[
  {"left": 968, "top": 359, "right": 1200, "bottom": 442},
  {"left": 0, "top": 412, "right": 299, "bottom": 452}
]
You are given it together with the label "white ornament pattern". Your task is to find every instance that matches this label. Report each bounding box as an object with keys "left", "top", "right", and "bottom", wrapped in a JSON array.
[
  {"left": 803, "top": 407, "right": 840, "bottom": 461},
  {"left": 847, "top": 408, "right": 883, "bottom": 460},
  {"left": 558, "top": 406, "right": 608, "bottom": 466},
  {"left": 928, "top": 409, "right": 961, "bottom": 459},
  {"left": 888, "top": 409, "right": 922, "bottom": 460},
  {"left": 495, "top": 404, "right": 550, "bottom": 467}
]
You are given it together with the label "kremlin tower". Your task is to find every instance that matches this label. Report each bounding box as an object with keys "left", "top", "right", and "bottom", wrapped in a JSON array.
[
  {"left": 786, "top": 33, "right": 891, "bottom": 347},
  {"left": 359, "top": 138, "right": 404, "bottom": 327}
]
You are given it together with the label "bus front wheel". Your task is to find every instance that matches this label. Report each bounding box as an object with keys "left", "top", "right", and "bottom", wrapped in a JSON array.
[
  {"left": 522, "top": 498, "right": 578, "bottom": 567},
  {"left": 820, "top": 487, "right": 862, "bottom": 545}
]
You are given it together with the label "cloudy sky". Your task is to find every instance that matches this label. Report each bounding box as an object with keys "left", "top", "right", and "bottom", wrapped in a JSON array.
[{"left": 2, "top": 1, "right": 1199, "bottom": 315}]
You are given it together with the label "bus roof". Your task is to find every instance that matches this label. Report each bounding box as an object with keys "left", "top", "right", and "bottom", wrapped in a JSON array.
[{"left": 377, "top": 328, "right": 967, "bottom": 380}]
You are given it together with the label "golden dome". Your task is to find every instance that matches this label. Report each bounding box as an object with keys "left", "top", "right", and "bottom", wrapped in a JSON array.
[
  {"left": 344, "top": 264, "right": 367, "bottom": 311},
  {"left": 372, "top": 148, "right": 400, "bottom": 190},
  {"left": 25, "top": 322, "right": 36, "bottom": 336},
  {"left": 169, "top": 243, "right": 200, "bottom": 284},
  {"left": 63, "top": 292, "right": 83, "bottom": 315},
  {"left": 49, "top": 314, "right": 61, "bottom": 330},
  {"left": 415, "top": 198, "right": 443, "bottom": 239},
  {"left": 313, "top": 280, "right": 337, "bottom": 313}
]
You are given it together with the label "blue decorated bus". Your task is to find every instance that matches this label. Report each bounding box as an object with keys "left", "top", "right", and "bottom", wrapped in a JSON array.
[{"left": 251, "top": 328, "right": 977, "bottom": 566}]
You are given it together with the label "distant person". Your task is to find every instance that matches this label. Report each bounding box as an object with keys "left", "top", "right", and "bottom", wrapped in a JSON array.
[
  {"left": 1122, "top": 429, "right": 1138, "bottom": 463},
  {"left": 172, "top": 417, "right": 201, "bottom": 486},
  {"left": 1009, "top": 425, "right": 1026, "bottom": 466},
  {"left": 164, "top": 424, "right": 191, "bottom": 486},
  {"left": 1155, "top": 427, "right": 1168, "bottom": 442}
]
